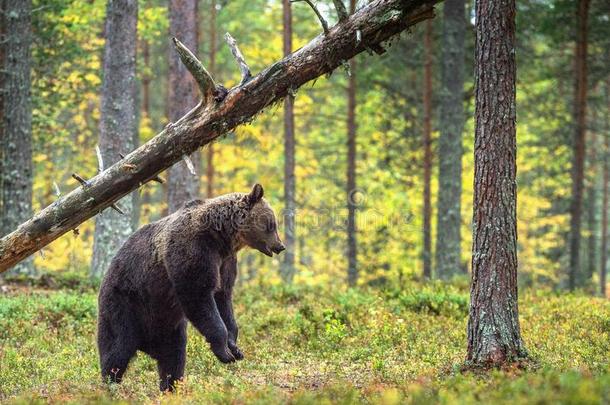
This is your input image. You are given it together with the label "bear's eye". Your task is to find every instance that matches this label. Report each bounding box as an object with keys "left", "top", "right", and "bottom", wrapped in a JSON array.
[{"left": 266, "top": 221, "right": 276, "bottom": 233}]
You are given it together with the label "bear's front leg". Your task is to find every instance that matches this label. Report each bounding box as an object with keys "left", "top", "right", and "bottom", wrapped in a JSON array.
[
  {"left": 215, "top": 290, "right": 243, "bottom": 360},
  {"left": 216, "top": 256, "right": 243, "bottom": 360},
  {"left": 169, "top": 260, "right": 236, "bottom": 364},
  {"left": 182, "top": 290, "right": 236, "bottom": 363}
]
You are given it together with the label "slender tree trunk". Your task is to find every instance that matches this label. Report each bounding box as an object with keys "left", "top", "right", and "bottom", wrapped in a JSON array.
[
  {"left": 601, "top": 142, "right": 608, "bottom": 297},
  {"left": 568, "top": 0, "right": 590, "bottom": 290},
  {"left": 601, "top": 83, "right": 609, "bottom": 297},
  {"left": 435, "top": 0, "right": 464, "bottom": 279},
  {"left": 281, "top": 0, "right": 296, "bottom": 283},
  {"left": 0, "top": 0, "right": 35, "bottom": 275},
  {"left": 207, "top": 0, "right": 217, "bottom": 198},
  {"left": 467, "top": 0, "right": 527, "bottom": 366},
  {"left": 139, "top": 39, "right": 152, "bottom": 220},
  {"left": 131, "top": 38, "right": 142, "bottom": 231},
  {"left": 168, "top": 0, "right": 200, "bottom": 212},
  {"left": 422, "top": 19, "right": 433, "bottom": 279},
  {"left": 91, "top": 0, "right": 138, "bottom": 278},
  {"left": 207, "top": 144, "right": 214, "bottom": 197},
  {"left": 346, "top": 0, "right": 358, "bottom": 286},
  {"left": 585, "top": 122, "right": 597, "bottom": 282},
  {"left": 142, "top": 40, "right": 151, "bottom": 122}
]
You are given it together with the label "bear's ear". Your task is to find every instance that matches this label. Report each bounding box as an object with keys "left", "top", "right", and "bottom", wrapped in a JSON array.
[{"left": 247, "top": 183, "right": 264, "bottom": 207}]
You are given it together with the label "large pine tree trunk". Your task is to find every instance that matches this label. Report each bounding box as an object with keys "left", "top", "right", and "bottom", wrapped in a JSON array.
[
  {"left": 206, "top": 0, "right": 217, "bottom": 198},
  {"left": 346, "top": 0, "right": 358, "bottom": 287},
  {"left": 0, "top": 0, "right": 440, "bottom": 273},
  {"left": 466, "top": 0, "right": 527, "bottom": 366},
  {"left": 91, "top": 0, "right": 138, "bottom": 278},
  {"left": 422, "top": 19, "right": 433, "bottom": 279},
  {"left": 0, "top": 0, "right": 35, "bottom": 275},
  {"left": 281, "top": 0, "right": 296, "bottom": 283},
  {"left": 0, "top": 2, "right": 3, "bottom": 224},
  {"left": 568, "top": 0, "right": 590, "bottom": 290},
  {"left": 435, "top": 0, "right": 464, "bottom": 279},
  {"left": 168, "top": 0, "right": 200, "bottom": 213}
]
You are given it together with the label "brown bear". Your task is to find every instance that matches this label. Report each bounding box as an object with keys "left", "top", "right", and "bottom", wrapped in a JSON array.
[{"left": 97, "top": 184, "right": 284, "bottom": 391}]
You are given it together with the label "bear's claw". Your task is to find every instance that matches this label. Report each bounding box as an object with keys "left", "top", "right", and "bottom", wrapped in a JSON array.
[
  {"left": 212, "top": 346, "right": 236, "bottom": 363},
  {"left": 228, "top": 342, "right": 244, "bottom": 360}
]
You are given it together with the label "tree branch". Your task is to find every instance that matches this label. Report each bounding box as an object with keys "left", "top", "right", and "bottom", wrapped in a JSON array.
[
  {"left": 332, "top": 0, "right": 349, "bottom": 21},
  {"left": 0, "top": 0, "right": 440, "bottom": 272},
  {"left": 71, "top": 173, "right": 90, "bottom": 187},
  {"left": 172, "top": 37, "right": 217, "bottom": 103},
  {"left": 182, "top": 155, "right": 197, "bottom": 176},
  {"left": 95, "top": 145, "right": 104, "bottom": 172},
  {"left": 224, "top": 33, "right": 252, "bottom": 86},
  {"left": 292, "top": 0, "right": 329, "bottom": 34}
]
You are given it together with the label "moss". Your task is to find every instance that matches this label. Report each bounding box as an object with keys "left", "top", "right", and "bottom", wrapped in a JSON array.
[{"left": 0, "top": 281, "right": 608, "bottom": 403}]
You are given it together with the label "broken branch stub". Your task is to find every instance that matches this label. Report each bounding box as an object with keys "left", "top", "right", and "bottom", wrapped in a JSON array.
[
  {"left": 172, "top": 37, "right": 216, "bottom": 103},
  {"left": 0, "top": 0, "right": 440, "bottom": 272},
  {"left": 333, "top": 0, "right": 349, "bottom": 21},
  {"left": 225, "top": 33, "right": 252, "bottom": 86}
]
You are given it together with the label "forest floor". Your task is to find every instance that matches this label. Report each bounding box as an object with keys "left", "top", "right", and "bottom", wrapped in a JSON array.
[{"left": 0, "top": 275, "right": 609, "bottom": 404}]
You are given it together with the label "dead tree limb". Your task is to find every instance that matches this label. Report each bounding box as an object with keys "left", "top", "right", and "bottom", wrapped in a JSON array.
[
  {"left": 0, "top": 0, "right": 440, "bottom": 273},
  {"left": 95, "top": 145, "right": 104, "bottom": 172},
  {"left": 225, "top": 33, "right": 252, "bottom": 85},
  {"left": 172, "top": 37, "right": 216, "bottom": 102}
]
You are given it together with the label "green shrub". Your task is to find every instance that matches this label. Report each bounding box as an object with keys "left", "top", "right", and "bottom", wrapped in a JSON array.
[{"left": 394, "top": 288, "right": 469, "bottom": 317}]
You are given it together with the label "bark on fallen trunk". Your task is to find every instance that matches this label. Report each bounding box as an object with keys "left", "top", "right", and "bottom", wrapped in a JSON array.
[{"left": 0, "top": 0, "right": 438, "bottom": 272}]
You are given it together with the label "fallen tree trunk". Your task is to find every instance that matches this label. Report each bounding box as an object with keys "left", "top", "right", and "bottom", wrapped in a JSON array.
[{"left": 0, "top": 0, "right": 439, "bottom": 272}]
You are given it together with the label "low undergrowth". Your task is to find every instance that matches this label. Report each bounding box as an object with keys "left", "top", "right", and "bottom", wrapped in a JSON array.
[{"left": 0, "top": 277, "right": 608, "bottom": 404}]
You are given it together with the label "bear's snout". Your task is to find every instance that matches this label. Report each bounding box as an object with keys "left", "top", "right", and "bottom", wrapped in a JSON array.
[{"left": 272, "top": 243, "right": 286, "bottom": 254}]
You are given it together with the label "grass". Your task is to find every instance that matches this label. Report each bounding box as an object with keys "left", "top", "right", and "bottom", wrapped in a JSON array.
[{"left": 0, "top": 276, "right": 609, "bottom": 404}]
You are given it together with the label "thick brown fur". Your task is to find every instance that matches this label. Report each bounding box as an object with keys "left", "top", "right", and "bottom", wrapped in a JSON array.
[{"left": 97, "top": 184, "right": 284, "bottom": 391}]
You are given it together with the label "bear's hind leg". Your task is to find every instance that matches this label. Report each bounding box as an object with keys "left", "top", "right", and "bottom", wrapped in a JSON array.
[
  {"left": 155, "top": 323, "right": 187, "bottom": 392},
  {"left": 100, "top": 349, "right": 135, "bottom": 384},
  {"left": 98, "top": 316, "right": 138, "bottom": 385}
]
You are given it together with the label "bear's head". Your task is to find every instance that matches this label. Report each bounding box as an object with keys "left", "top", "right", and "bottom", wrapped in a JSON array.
[{"left": 238, "top": 184, "right": 285, "bottom": 257}]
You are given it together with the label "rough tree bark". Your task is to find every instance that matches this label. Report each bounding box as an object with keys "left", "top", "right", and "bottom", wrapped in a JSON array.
[
  {"left": 422, "top": 18, "right": 433, "bottom": 279},
  {"left": 346, "top": 0, "right": 358, "bottom": 287},
  {"left": 90, "top": 0, "right": 138, "bottom": 278},
  {"left": 0, "top": 0, "right": 440, "bottom": 273},
  {"left": 568, "top": 0, "right": 590, "bottom": 290},
  {"left": 435, "top": 0, "right": 464, "bottom": 279},
  {"left": 168, "top": 0, "right": 200, "bottom": 213},
  {"left": 281, "top": 0, "right": 296, "bottom": 283},
  {"left": 601, "top": 82, "right": 609, "bottom": 297},
  {"left": 0, "top": 0, "right": 35, "bottom": 275},
  {"left": 206, "top": 0, "right": 217, "bottom": 198},
  {"left": 0, "top": 1, "right": 3, "bottom": 223},
  {"left": 466, "top": 0, "right": 527, "bottom": 365}
]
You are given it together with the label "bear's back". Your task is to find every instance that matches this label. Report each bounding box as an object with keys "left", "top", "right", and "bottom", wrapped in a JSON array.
[{"left": 101, "top": 218, "right": 168, "bottom": 292}]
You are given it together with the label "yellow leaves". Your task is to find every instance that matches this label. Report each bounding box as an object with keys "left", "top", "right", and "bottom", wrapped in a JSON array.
[
  {"left": 33, "top": 154, "right": 48, "bottom": 164},
  {"left": 139, "top": 114, "right": 154, "bottom": 143},
  {"left": 34, "top": 222, "right": 94, "bottom": 272},
  {"left": 138, "top": 6, "right": 169, "bottom": 41},
  {"left": 84, "top": 73, "right": 100, "bottom": 86}
]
